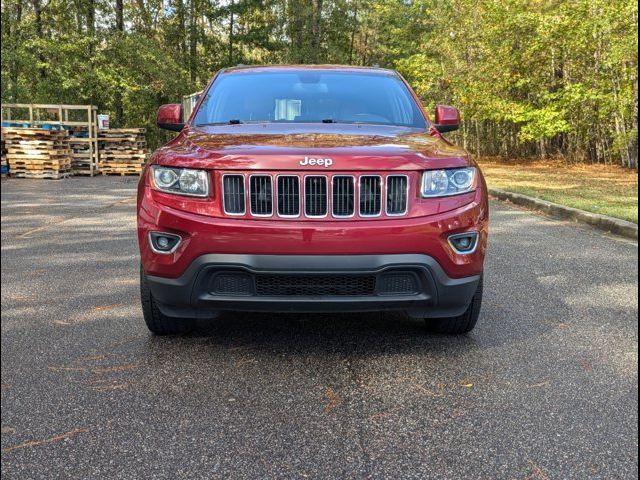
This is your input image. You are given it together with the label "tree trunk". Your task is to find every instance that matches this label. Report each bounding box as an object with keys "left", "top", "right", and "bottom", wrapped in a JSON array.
[
  {"left": 32, "top": 0, "right": 46, "bottom": 80},
  {"left": 310, "top": 0, "right": 323, "bottom": 63},
  {"left": 114, "top": 0, "right": 124, "bottom": 126},
  {"left": 349, "top": 2, "right": 358, "bottom": 65},
  {"left": 116, "top": 0, "right": 124, "bottom": 31},
  {"left": 629, "top": 76, "right": 639, "bottom": 169},
  {"left": 288, "top": 0, "right": 305, "bottom": 63},
  {"left": 10, "top": 0, "right": 23, "bottom": 99},
  {"left": 87, "top": 0, "right": 95, "bottom": 35},
  {"left": 228, "top": 0, "right": 234, "bottom": 65},
  {"left": 189, "top": 0, "right": 197, "bottom": 84}
]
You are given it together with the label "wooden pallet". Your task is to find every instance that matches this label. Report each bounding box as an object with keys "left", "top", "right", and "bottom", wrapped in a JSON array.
[
  {"left": 99, "top": 128, "right": 146, "bottom": 135},
  {"left": 9, "top": 166, "right": 71, "bottom": 173},
  {"left": 100, "top": 148, "right": 146, "bottom": 154},
  {"left": 8, "top": 150, "right": 72, "bottom": 157},
  {"left": 100, "top": 169, "right": 141, "bottom": 176},
  {"left": 1, "top": 127, "right": 75, "bottom": 179},
  {"left": 10, "top": 160, "right": 71, "bottom": 168},
  {"left": 96, "top": 129, "right": 147, "bottom": 176},
  {"left": 99, "top": 165, "right": 142, "bottom": 172},
  {"left": 11, "top": 171, "right": 72, "bottom": 180},
  {"left": 99, "top": 161, "right": 142, "bottom": 170},
  {"left": 100, "top": 158, "right": 146, "bottom": 164},
  {"left": 5, "top": 140, "right": 67, "bottom": 148},
  {"left": 2, "top": 127, "right": 68, "bottom": 136}
]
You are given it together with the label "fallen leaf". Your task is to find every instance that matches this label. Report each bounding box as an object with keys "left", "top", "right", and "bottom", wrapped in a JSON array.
[
  {"left": 91, "top": 363, "right": 140, "bottom": 374},
  {"left": 528, "top": 459, "right": 550, "bottom": 480},
  {"left": 323, "top": 387, "right": 340, "bottom": 414},
  {"left": 527, "top": 381, "right": 550, "bottom": 389},
  {"left": 2, "top": 428, "right": 88, "bottom": 454},
  {"left": 92, "top": 304, "right": 124, "bottom": 312},
  {"left": 91, "top": 383, "right": 128, "bottom": 392},
  {"left": 48, "top": 366, "right": 88, "bottom": 372}
]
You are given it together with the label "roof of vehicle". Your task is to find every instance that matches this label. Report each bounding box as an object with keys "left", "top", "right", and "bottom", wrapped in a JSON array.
[{"left": 221, "top": 64, "right": 397, "bottom": 75}]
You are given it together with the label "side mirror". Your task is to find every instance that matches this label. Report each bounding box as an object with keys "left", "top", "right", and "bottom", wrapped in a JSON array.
[
  {"left": 434, "top": 105, "right": 460, "bottom": 133},
  {"left": 157, "top": 104, "right": 184, "bottom": 132}
]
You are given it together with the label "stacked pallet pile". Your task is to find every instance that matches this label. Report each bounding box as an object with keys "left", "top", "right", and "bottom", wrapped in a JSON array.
[
  {"left": 2, "top": 128, "right": 72, "bottom": 179},
  {"left": 98, "top": 128, "right": 147, "bottom": 175},
  {"left": 68, "top": 128, "right": 95, "bottom": 175},
  {"left": 1, "top": 137, "right": 7, "bottom": 177}
]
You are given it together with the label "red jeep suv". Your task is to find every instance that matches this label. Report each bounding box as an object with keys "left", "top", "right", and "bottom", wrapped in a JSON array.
[{"left": 137, "top": 65, "right": 489, "bottom": 335}]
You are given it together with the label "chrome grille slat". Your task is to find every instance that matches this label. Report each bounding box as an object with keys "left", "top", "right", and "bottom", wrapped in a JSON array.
[
  {"left": 250, "top": 175, "right": 273, "bottom": 216},
  {"left": 277, "top": 176, "right": 300, "bottom": 217},
  {"left": 359, "top": 175, "right": 381, "bottom": 216},
  {"left": 222, "top": 175, "right": 245, "bottom": 214},
  {"left": 305, "top": 176, "right": 327, "bottom": 217},
  {"left": 332, "top": 176, "right": 355, "bottom": 217},
  {"left": 386, "top": 175, "right": 408, "bottom": 215}
]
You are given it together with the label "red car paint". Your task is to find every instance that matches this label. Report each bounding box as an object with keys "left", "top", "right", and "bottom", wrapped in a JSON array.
[{"left": 137, "top": 66, "right": 489, "bottom": 283}]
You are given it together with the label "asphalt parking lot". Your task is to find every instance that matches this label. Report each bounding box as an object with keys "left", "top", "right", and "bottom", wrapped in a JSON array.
[{"left": 1, "top": 176, "right": 638, "bottom": 479}]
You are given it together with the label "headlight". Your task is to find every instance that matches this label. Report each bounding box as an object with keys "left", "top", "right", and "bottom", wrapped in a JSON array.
[
  {"left": 421, "top": 167, "right": 477, "bottom": 198},
  {"left": 151, "top": 166, "right": 209, "bottom": 197}
]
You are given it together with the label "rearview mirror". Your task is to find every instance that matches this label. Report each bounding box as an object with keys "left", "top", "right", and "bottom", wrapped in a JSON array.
[
  {"left": 434, "top": 105, "right": 460, "bottom": 133},
  {"left": 157, "top": 104, "right": 184, "bottom": 132}
]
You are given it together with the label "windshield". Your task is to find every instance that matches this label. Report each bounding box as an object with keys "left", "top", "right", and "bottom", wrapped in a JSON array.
[{"left": 193, "top": 71, "right": 428, "bottom": 129}]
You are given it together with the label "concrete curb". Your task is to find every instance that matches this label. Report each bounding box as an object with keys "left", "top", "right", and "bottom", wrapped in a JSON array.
[{"left": 489, "top": 188, "right": 638, "bottom": 241}]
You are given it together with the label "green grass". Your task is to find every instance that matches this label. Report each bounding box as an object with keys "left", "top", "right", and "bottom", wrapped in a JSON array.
[{"left": 478, "top": 159, "right": 638, "bottom": 224}]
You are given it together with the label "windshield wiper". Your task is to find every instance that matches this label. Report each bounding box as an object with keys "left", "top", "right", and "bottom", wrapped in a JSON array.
[{"left": 195, "top": 120, "right": 244, "bottom": 126}]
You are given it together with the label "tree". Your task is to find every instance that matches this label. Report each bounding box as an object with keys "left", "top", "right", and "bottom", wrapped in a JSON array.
[{"left": 0, "top": 0, "right": 636, "bottom": 163}]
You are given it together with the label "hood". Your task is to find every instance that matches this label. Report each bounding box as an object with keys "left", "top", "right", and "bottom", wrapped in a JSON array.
[{"left": 152, "top": 123, "right": 471, "bottom": 171}]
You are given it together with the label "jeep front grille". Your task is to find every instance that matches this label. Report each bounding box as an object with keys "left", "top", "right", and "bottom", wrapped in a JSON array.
[{"left": 221, "top": 173, "right": 408, "bottom": 219}]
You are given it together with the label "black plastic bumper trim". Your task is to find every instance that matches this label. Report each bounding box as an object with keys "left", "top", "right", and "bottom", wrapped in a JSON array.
[{"left": 145, "top": 254, "right": 481, "bottom": 319}]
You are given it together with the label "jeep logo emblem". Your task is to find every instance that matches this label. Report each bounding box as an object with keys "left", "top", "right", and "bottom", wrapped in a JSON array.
[{"left": 300, "top": 156, "right": 333, "bottom": 168}]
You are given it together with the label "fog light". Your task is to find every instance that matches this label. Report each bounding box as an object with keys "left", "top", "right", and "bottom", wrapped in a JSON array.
[
  {"left": 157, "top": 237, "right": 170, "bottom": 249},
  {"left": 448, "top": 232, "right": 479, "bottom": 254},
  {"left": 149, "top": 231, "right": 182, "bottom": 254}
]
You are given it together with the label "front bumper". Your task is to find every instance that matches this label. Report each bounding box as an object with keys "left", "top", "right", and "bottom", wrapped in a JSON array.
[
  {"left": 137, "top": 185, "right": 489, "bottom": 280},
  {"left": 145, "top": 254, "right": 481, "bottom": 319}
]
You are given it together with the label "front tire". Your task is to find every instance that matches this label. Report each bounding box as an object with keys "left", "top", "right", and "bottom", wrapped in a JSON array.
[
  {"left": 425, "top": 276, "right": 483, "bottom": 334},
  {"left": 140, "top": 265, "right": 192, "bottom": 335}
]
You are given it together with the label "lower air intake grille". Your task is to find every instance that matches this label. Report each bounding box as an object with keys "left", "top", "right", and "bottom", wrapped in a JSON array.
[
  {"left": 222, "top": 175, "right": 245, "bottom": 214},
  {"left": 255, "top": 274, "right": 376, "bottom": 296},
  {"left": 211, "top": 273, "right": 253, "bottom": 295},
  {"left": 377, "top": 273, "right": 418, "bottom": 295},
  {"left": 359, "top": 176, "right": 381, "bottom": 216},
  {"left": 305, "top": 176, "right": 328, "bottom": 217}
]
